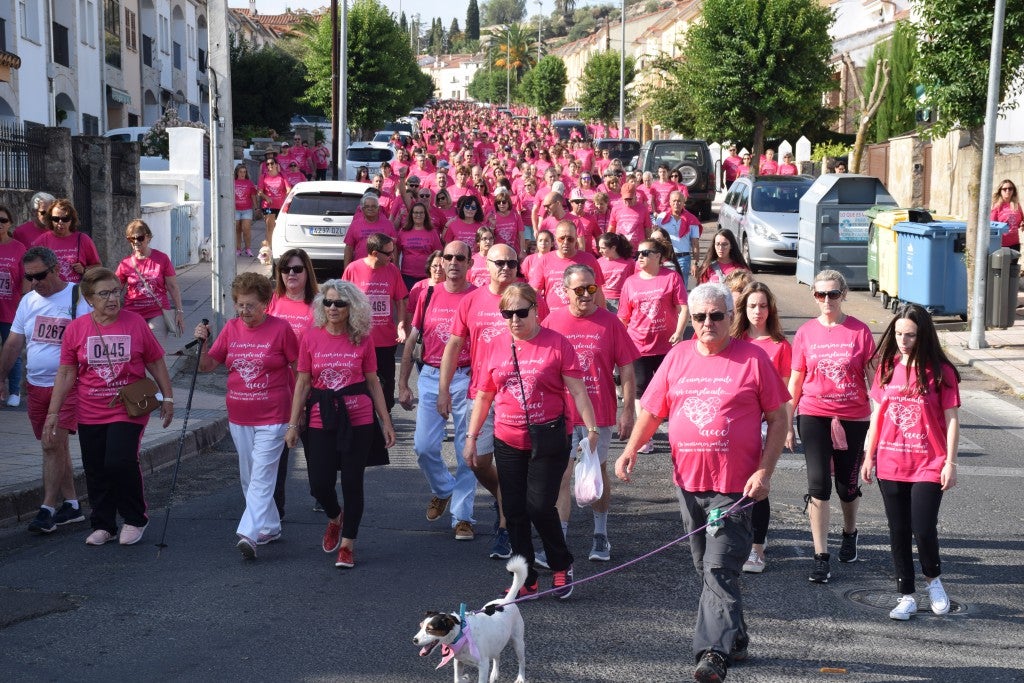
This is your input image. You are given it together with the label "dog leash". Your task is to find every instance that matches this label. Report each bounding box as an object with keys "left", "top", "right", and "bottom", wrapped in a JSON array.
[{"left": 490, "top": 495, "right": 757, "bottom": 609}]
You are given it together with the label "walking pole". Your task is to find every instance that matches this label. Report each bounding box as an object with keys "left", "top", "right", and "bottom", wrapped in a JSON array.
[{"left": 156, "top": 320, "right": 208, "bottom": 557}]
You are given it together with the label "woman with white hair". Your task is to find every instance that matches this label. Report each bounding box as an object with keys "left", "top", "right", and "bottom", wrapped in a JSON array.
[
  {"left": 286, "top": 280, "right": 396, "bottom": 569},
  {"left": 13, "top": 192, "right": 55, "bottom": 248}
]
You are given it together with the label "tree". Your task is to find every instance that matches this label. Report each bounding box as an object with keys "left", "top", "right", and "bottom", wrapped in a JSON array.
[
  {"left": 466, "top": 0, "right": 481, "bottom": 40},
  {"left": 468, "top": 67, "right": 509, "bottom": 104},
  {"left": 845, "top": 52, "right": 890, "bottom": 173},
  {"left": 520, "top": 55, "right": 568, "bottom": 116},
  {"left": 399, "top": 11, "right": 407, "bottom": 33},
  {"left": 867, "top": 21, "right": 917, "bottom": 143},
  {"left": 449, "top": 18, "right": 463, "bottom": 49},
  {"left": 300, "top": 0, "right": 433, "bottom": 135},
  {"left": 578, "top": 50, "right": 636, "bottom": 130},
  {"left": 482, "top": 0, "right": 527, "bottom": 26},
  {"left": 490, "top": 23, "right": 539, "bottom": 82},
  {"left": 680, "top": 0, "right": 834, "bottom": 172},
  {"left": 230, "top": 35, "right": 307, "bottom": 135},
  {"left": 643, "top": 53, "right": 699, "bottom": 136},
  {"left": 914, "top": 0, "right": 1024, "bottom": 319}
]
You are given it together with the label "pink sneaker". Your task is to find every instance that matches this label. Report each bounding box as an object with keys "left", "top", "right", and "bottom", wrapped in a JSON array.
[
  {"left": 236, "top": 249, "right": 243, "bottom": 256},
  {"left": 244, "top": 248, "right": 254, "bottom": 257},
  {"left": 85, "top": 529, "right": 115, "bottom": 546}
]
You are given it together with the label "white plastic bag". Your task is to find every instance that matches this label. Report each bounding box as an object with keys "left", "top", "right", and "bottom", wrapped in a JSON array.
[{"left": 574, "top": 437, "right": 603, "bottom": 507}]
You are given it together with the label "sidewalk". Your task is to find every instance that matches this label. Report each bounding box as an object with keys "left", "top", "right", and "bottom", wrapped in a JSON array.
[
  {"left": 939, "top": 302, "right": 1024, "bottom": 396},
  {"left": 0, "top": 255, "right": 241, "bottom": 526}
]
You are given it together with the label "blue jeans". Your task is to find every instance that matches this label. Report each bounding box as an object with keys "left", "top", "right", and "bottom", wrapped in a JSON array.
[
  {"left": 0, "top": 321, "right": 22, "bottom": 396},
  {"left": 414, "top": 364, "right": 476, "bottom": 525},
  {"left": 677, "top": 254, "right": 692, "bottom": 289}
]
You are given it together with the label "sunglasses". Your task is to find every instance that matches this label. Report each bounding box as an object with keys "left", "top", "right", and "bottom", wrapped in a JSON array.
[
  {"left": 571, "top": 284, "right": 598, "bottom": 297},
  {"left": 281, "top": 265, "right": 306, "bottom": 275},
  {"left": 0, "top": 217, "right": 10, "bottom": 224},
  {"left": 50, "top": 215, "right": 72, "bottom": 223},
  {"left": 489, "top": 258, "right": 518, "bottom": 269},
  {"left": 813, "top": 289, "right": 843, "bottom": 301},
  {"left": 556, "top": 236, "right": 576, "bottom": 244},
  {"left": 635, "top": 249, "right": 660, "bottom": 259},
  {"left": 442, "top": 253, "right": 468, "bottom": 262},
  {"left": 692, "top": 311, "right": 727, "bottom": 323},
  {"left": 377, "top": 248, "right": 395, "bottom": 257},
  {"left": 500, "top": 306, "right": 533, "bottom": 320},
  {"left": 128, "top": 235, "right": 147, "bottom": 242},
  {"left": 463, "top": 203, "right": 478, "bottom": 210},
  {"left": 1001, "top": 186, "right": 1014, "bottom": 192},
  {"left": 323, "top": 298, "right": 350, "bottom": 308},
  {"left": 24, "top": 267, "right": 54, "bottom": 282},
  {"left": 418, "top": 193, "right": 431, "bottom": 198}
]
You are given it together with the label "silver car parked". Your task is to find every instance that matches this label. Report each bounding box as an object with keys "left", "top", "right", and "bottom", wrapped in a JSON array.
[{"left": 718, "top": 175, "right": 814, "bottom": 271}]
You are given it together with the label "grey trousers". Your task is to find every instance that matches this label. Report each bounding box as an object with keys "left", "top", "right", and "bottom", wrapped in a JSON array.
[{"left": 677, "top": 489, "right": 752, "bottom": 661}]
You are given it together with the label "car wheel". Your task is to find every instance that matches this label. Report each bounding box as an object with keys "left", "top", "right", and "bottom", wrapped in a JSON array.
[{"left": 742, "top": 237, "right": 758, "bottom": 273}]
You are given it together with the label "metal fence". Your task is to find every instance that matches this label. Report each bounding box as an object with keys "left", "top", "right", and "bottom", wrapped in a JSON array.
[{"left": 0, "top": 122, "right": 46, "bottom": 190}]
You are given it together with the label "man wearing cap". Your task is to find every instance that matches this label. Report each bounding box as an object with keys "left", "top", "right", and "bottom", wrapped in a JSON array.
[
  {"left": 529, "top": 219, "right": 605, "bottom": 316},
  {"left": 657, "top": 190, "right": 702, "bottom": 284},
  {"left": 277, "top": 140, "right": 296, "bottom": 170},
  {"left": 569, "top": 188, "right": 601, "bottom": 254},
  {"left": 609, "top": 183, "right": 652, "bottom": 251},
  {"left": 723, "top": 144, "right": 742, "bottom": 187}
]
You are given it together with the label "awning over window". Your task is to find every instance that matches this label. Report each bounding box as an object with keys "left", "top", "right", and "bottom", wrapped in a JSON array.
[{"left": 107, "top": 85, "right": 132, "bottom": 105}]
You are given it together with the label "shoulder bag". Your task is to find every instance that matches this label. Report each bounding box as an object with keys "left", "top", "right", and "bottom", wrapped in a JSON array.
[
  {"left": 92, "top": 317, "right": 162, "bottom": 417},
  {"left": 510, "top": 338, "right": 567, "bottom": 460},
  {"left": 130, "top": 259, "right": 180, "bottom": 337},
  {"left": 412, "top": 285, "right": 435, "bottom": 366}
]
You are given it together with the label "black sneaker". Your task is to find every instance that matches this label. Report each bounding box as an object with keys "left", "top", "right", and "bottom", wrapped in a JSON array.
[
  {"left": 27, "top": 507, "right": 56, "bottom": 534},
  {"left": 53, "top": 502, "right": 85, "bottom": 526},
  {"left": 809, "top": 553, "right": 831, "bottom": 584},
  {"left": 729, "top": 636, "right": 748, "bottom": 663},
  {"left": 694, "top": 649, "right": 728, "bottom": 682},
  {"left": 839, "top": 529, "right": 858, "bottom": 563},
  {"left": 552, "top": 565, "right": 574, "bottom": 600}
]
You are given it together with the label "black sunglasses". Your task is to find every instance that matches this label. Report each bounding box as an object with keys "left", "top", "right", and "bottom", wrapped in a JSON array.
[
  {"left": 128, "top": 235, "right": 147, "bottom": 242},
  {"left": 50, "top": 215, "right": 72, "bottom": 223},
  {"left": 500, "top": 306, "right": 534, "bottom": 320},
  {"left": 489, "top": 258, "right": 518, "bottom": 269},
  {"left": 442, "top": 253, "right": 468, "bottom": 262},
  {"left": 692, "top": 311, "right": 727, "bottom": 323},
  {"left": 0, "top": 217, "right": 10, "bottom": 224},
  {"left": 813, "top": 289, "right": 843, "bottom": 301},
  {"left": 323, "top": 299, "right": 350, "bottom": 308},
  {"left": 281, "top": 265, "right": 306, "bottom": 275},
  {"left": 635, "top": 249, "right": 660, "bottom": 259},
  {"left": 24, "top": 267, "right": 54, "bottom": 282},
  {"left": 463, "top": 203, "right": 478, "bottom": 210}
]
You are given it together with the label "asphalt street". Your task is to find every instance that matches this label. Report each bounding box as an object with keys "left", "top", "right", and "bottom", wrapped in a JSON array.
[{"left": 1, "top": 252, "right": 1023, "bottom": 682}]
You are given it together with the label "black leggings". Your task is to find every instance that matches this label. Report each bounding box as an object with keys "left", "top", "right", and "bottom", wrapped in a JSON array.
[
  {"left": 78, "top": 422, "right": 147, "bottom": 533},
  {"left": 375, "top": 345, "right": 397, "bottom": 412},
  {"left": 751, "top": 498, "right": 770, "bottom": 545},
  {"left": 302, "top": 424, "right": 371, "bottom": 540},
  {"left": 878, "top": 479, "right": 944, "bottom": 594},
  {"left": 634, "top": 354, "right": 666, "bottom": 395},
  {"left": 798, "top": 415, "right": 869, "bottom": 502}
]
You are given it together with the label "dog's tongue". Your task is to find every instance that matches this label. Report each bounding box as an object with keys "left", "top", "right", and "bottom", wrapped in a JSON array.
[{"left": 418, "top": 645, "right": 430, "bottom": 657}]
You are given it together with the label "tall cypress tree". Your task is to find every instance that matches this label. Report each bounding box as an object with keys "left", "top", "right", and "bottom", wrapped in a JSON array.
[
  {"left": 466, "top": 0, "right": 480, "bottom": 40},
  {"left": 399, "top": 11, "right": 408, "bottom": 33}
]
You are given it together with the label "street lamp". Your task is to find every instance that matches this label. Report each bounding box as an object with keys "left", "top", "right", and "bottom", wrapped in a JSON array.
[
  {"left": 506, "top": 29, "right": 511, "bottom": 109},
  {"left": 536, "top": 0, "right": 542, "bottom": 62}
]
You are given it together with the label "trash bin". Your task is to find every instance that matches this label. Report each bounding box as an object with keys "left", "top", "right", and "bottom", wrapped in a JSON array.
[
  {"left": 869, "top": 208, "right": 956, "bottom": 309},
  {"left": 798, "top": 175, "right": 897, "bottom": 288},
  {"left": 986, "top": 247, "right": 1020, "bottom": 328},
  {"left": 893, "top": 221, "right": 1007, "bottom": 317}
]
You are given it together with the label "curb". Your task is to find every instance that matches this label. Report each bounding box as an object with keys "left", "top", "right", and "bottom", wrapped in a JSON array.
[
  {"left": 0, "top": 416, "right": 229, "bottom": 528},
  {"left": 941, "top": 340, "right": 1024, "bottom": 398}
]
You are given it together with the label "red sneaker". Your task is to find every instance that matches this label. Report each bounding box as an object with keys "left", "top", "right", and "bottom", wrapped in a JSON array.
[
  {"left": 335, "top": 546, "right": 355, "bottom": 568},
  {"left": 506, "top": 577, "right": 539, "bottom": 600},
  {"left": 322, "top": 518, "right": 342, "bottom": 553}
]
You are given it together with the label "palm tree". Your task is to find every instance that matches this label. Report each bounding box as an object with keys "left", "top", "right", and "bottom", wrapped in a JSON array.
[
  {"left": 489, "top": 23, "right": 541, "bottom": 82},
  {"left": 555, "top": 0, "right": 577, "bottom": 19}
]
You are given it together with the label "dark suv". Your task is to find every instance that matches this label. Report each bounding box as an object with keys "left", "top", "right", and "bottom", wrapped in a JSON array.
[
  {"left": 594, "top": 138, "right": 641, "bottom": 166},
  {"left": 633, "top": 139, "right": 715, "bottom": 219}
]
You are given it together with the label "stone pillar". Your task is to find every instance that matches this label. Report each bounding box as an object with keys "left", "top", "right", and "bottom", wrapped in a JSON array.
[{"left": 40, "top": 127, "right": 74, "bottom": 199}]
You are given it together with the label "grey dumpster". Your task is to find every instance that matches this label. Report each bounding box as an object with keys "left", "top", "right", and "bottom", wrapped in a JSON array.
[
  {"left": 985, "top": 247, "right": 1020, "bottom": 329},
  {"left": 797, "top": 174, "right": 897, "bottom": 288}
]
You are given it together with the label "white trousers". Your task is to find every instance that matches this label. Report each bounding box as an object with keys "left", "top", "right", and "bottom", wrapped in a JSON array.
[{"left": 229, "top": 422, "right": 288, "bottom": 541}]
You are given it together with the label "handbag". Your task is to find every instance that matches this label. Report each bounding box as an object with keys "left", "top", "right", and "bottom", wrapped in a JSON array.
[
  {"left": 92, "top": 318, "right": 163, "bottom": 417},
  {"left": 510, "top": 339, "right": 568, "bottom": 460},
  {"left": 130, "top": 259, "right": 180, "bottom": 337},
  {"left": 412, "top": 285, "right": 435, "bottom": 366}
]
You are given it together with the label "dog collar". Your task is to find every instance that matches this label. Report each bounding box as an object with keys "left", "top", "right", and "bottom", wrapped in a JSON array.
[{"left": 436, "top": 604, "right": 480, "bottom": 669}]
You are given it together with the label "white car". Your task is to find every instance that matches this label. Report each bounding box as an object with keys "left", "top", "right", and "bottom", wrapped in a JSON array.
[
  {"left": 270, "top": 180, "right": 370, "bottom": 275},
  {"left": 344, "top": 142, "right": 396, "bottom": 181}
]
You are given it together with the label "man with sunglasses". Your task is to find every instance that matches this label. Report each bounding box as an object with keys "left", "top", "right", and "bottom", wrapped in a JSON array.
[
  {"left": 615, "top": 283, "right": 790, "bottom": 683},
  {"left": 439, "top": 242, "right": 522, "bottom": 560},
  {"left": 398, "top": 241, "right": 479, "bottom": 542},
  {"left": 543, "top": 264, "right": 638, "bottom": 563},
  {"left": 13, "top": 192, "right": 55, "bottom": 248},
  {"left": 0, "top": 247, "right": 91, "bottom": 534},
  {"left": 529, "top": 221, "right": 605, "bottom": 316}
]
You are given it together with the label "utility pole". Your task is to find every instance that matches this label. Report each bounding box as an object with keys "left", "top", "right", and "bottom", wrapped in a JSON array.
[
  {"left": 619, "top": 0, "right": 625, "bottom": 137},
  {"left": 330, "top": 0, "right": 340, "bottom": 179},
  {"left": 207, "top": 0, "right": 235, "bottom": 333},
  {"left": 536, "top": 0, "right": 542, "bottom": 63},
  {"left": 339, "top": 0, "right": 348, "bottom": 179}
]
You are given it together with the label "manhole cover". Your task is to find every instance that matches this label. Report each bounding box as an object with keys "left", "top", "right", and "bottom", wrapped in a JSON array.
[{"left": 845, "top": 588, "right": 969, "bottom": 615}]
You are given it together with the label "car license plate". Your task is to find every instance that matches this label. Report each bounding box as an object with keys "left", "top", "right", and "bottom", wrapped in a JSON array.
[{"left": 308, "top": 226, "right": 343, "bottom": 236}]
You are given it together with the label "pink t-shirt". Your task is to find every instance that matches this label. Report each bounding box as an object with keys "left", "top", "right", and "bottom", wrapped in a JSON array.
[
  {"left": 442, "top": 219, "right": 482, "bottom": 245},
  {"left": 451, "top": 285, "right": 508, "bottom": 397},
  {"left": 397, "top": 229, "right": 444, "bottom": 278},
  {"left": 266, "top": 294, "right": 314, "bottom": 346},
  {"left": 115, "top": 251, "right": 177, "bottom": 320},
  {"left": 777, "top": 163, "right": 799, "bottom": 176},
  {"left": 609, "top": 204, "right": 651, "bottom": 250},
  {"left": 13, "top": 221, "right": 47, "bottom": 248},
  {"left": 468, "top": 254, "right": 491, "bottom": 287},
  {"left": 699, "top": 260, "right": 744, "bottom": 284},
  {"left": 344, "top": 215, "right": 398, "bottom": 261},
  {"left": 413, "top": 282, "right": 476, "bottom": 367},
  {"left": 258, "top": 174, "right": 290, "bottom": 209},
  {"left": 649, "top": 181, "right": 678, "bottom": 214},
  {"left": 641, "top": 338, "right": 790, "bottom": 493},
  {"left": 234, "top": 178, "right": 258, "bottom": 210},
  {"left": 0, "top": 239, "right": 26, "bottom": 323},
  {"left": 32, "top": 232, "right": 101, "bottom": 284},
  {"left": 869, "top": 362, "right": 960, "bottom": 484},
  {"left": 760, "top": 160, "right": 779, "bottom": 175},
  {"left": 746, "top": 335, "right": 793, "bottom": 381},
  {"left": 791, "top": 316, "right": 875, "bottom": 419},
  {"left": 722, "top": 156, "right": 742, "bottom": 183},
  {"left": 491, "top": 211, "right": 524, "bottom": 252},
  {"left": 59, "top": 311, "right": 165, "bottom": 425},
  {"left": 618, "top": 270, "right": 687, "bottom": 356},
  {"left": 992, "top": 202, "right": 1024, "bottom": 247},
  {"left": 543, "top": 307, "right": 639, "bottom": 427},
  {"left": 207, "top": 315, "right": 298, "bottom": 426},
  {"left": 341, "top": 259, "right": 408, "bottom": 347},
  {"left": 597, "top": 256, "right": 634, "bottom": 301},
  {"left": 477, "top": 327, "right": 583, "bottom": 450},
  {"left": 297, "top": 326, "right": 377, "bottom": 429},
  {"left": 528, "top": 251, "right": 605, "bottom": 314}
]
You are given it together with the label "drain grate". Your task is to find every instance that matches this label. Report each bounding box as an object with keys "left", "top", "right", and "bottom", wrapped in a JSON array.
[{"left": 845, "top": 588, "right": 968, "bottom": 615}]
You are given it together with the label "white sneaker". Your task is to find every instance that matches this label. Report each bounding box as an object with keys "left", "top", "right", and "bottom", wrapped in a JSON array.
[
  {"left": 742, "top": 548, "right": 765, "bottom": 573},
  {"left": 927, "top": 578, "right": 950, "bottom": 615},
  {"left": 889, "top": 595, "right": 918, "bottom": 621},
  {"left": 6, "top": 394, "right": 20, "bottom": 407}
]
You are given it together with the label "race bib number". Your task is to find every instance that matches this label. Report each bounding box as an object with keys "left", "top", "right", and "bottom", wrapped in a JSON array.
[
  {"left": 86, "top": 334, "right": 132, "bottom": 364},
  {"left": 369, "top": 295, "right": 391, "bottom": 317},
  {"left": 0, "top": 271, "right": 11, "bottom": 297},
  {"left": 34, "top": 315, "right": 69, "bottom": 345}
]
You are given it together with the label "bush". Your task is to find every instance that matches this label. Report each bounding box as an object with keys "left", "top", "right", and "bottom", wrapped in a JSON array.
[{"left": 142, "top": 107, "right": 208, "bottom": 159}]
